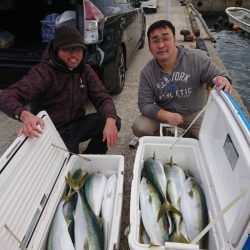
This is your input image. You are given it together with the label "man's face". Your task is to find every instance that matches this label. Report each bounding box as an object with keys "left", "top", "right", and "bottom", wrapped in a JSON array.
[
  {"left": 148, "top": 27, "right": 176, "bottom": 63},
  {"left": 58, "top": 47, "right": 84, "bottom": 68}
]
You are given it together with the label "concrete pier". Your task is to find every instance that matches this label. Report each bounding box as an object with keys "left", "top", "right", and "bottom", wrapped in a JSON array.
[
  {"left": 185, "top": 3, "right": 250, "bottom": 118},
  {"left": 189, "top": 0, "right": 250, "bottom": 14}
]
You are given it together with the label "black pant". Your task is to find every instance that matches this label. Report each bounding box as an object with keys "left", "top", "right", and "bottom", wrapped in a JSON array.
[{"left": 58, "top": 113, "right": 121, "bottom": 154}]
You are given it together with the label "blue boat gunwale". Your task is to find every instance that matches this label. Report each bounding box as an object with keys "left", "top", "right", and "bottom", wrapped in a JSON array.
[{"left": 221, "top": 90, "right": 250, "bottom": 133}]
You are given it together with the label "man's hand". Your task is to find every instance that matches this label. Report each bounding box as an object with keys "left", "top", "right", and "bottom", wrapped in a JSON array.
[
  {"left": 103, "top": 117, "right": 118, "bottom": 149},
  {"left": 212, "top": 76, "right": 233, "bottom": 94},
  {"left": 18, "top": 110, "right": 44, "bottom": 138},
  {"left": 157, "top": 109, "right": 183, "bottom": 126}
]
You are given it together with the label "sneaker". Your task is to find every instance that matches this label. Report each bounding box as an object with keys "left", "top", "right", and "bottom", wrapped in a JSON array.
[{"left": 129, "top": 137, "right": 139, "bottom": 149}]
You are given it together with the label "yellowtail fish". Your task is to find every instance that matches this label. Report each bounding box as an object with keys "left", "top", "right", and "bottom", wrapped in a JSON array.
[{"left": 139, "top": 177, "right": 169, "bottom": 245}]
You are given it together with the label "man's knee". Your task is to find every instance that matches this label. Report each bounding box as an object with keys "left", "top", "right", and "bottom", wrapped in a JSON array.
[
  {"left": 132, "top": 121, "right": 147, "bottom": 137},
  {"left": 132, "top": 116, "right": 159, "bottom": 137}
]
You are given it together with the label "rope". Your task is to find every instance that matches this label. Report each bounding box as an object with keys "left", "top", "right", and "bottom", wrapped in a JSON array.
[
  {"left": 52, "top": 143, "right": 91, "bottom": 161},
  {"left": 170, "top": 98, "right": 213, "bottom": 150},
  {"left": 4, "top": 224, "right": 28, "bottom": 250},
  {"left": 191, "top": 190, "right": 247, "bottom": 245}
]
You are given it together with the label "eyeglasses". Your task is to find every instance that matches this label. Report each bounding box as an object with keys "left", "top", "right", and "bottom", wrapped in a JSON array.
[
  {"left": 150, "top": 36, "right": 174, "bottom": 45},
  {"left": 60, "top": 47, "right": 84, "bottom": 53}
]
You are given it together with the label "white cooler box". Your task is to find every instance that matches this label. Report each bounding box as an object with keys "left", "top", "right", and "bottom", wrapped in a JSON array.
[
  {"left": 0, "top": 111, "right": 124, "bottom": 250},
  {"left": 128, "top": 90, "right": 250, "bottom": 250}
]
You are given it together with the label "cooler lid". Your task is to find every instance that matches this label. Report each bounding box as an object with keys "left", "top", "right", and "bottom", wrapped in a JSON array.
[
  {"left": 0, "top": 111, "right": 69, "bottom": 250},
  {"left": 199, "top": 90, "right": 250, "bottom": 248}
]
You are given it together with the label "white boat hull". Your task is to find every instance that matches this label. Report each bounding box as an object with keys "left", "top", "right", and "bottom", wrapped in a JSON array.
[{"left": 226, "top": 7, "right": 250, "bottom": 33}]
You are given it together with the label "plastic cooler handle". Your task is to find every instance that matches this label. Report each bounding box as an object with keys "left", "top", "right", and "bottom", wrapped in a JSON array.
[{"left": 160, "top": 123, "right": 178, "bottom": 137}]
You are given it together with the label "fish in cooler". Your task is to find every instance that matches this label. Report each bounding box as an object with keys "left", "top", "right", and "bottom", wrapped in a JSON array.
[
  {"left": 101, "top": 174, "right": 117, "bottom": 250},
  {"left": 139, "top": 176, "right": 170, "bottom": 245},
  {"left": 164, "top": 157, "right": 186, "bottom": 242},
  {"left": 67, "top": 170, "right": 104, "bottom": 250},
  {"left": 142, "top": 156, "right": 181, "bottom": 221},
  {"left": 139, "top": 156, "right": 209, "bottom": 246},
  {"left": 47, "top": 169, "right": 117, "bottom": 250},
  {"left": 84, "top": 172, "right": 107, "bottom": 217},
  {"left": 47, "top": 199, "right": 75, "bottom": 250},
  {"left": 180, "top": 176, "right": 209, "bottom": 247}
]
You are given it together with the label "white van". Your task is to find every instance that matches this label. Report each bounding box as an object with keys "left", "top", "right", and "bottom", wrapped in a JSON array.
[{"left": 140, "top": 0, "right": 159, "bottom": 13}]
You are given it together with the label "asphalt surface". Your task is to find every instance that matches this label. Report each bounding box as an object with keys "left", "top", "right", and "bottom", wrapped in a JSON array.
[{"left": 0, "top": 0, "right": 249, "bottom": 249}]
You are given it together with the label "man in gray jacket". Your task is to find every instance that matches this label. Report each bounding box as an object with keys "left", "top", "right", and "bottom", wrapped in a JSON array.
[{"left": 132, "top": 20, "right": 232, "bottom": 139}]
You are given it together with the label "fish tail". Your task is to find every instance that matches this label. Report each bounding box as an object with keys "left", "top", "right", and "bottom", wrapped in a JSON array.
[
  {"left": 170, "top": 232, "right": 190, "bottom": 243},
  {"left": 63, "top": 189, "right": 77, "bottom": 203},
  {"left": 157, "top": 204, "right": 166, "bottom": 222},
  {"left": 65, "top": 171, "right": 88, "bottom": 191},
  {"left": 157, "top": 202, "right": 182, "bottom": 222}
]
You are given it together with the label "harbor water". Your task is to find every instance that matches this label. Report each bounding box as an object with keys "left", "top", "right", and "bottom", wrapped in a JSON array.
[
  {"left": 205, "top": 15, "right": 250, "bottom": 115},
  {"left": 212, "top": 29, "right": 250, "bottom": 114}
]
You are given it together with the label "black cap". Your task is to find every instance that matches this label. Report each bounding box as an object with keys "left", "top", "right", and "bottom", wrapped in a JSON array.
[{"left": 53, "top": 25, "right": 85, "bottom": 50}]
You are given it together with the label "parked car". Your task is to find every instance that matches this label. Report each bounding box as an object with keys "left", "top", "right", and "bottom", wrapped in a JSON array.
[
  {"left": 0, "top": 0, "right": 146, "bottom": 94},
  {"left": 140, "top": 0, "right": 159, "bottom": 13}
]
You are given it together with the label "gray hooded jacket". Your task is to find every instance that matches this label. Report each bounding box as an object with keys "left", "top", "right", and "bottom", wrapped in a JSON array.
[{"left": 138, "top": 45, "right": 231, "bottom": 119}]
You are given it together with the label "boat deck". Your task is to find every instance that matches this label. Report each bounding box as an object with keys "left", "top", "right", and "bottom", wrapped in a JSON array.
[
  {"left": 228, "top": 9, "right": 250, "bottom": 24},
  {"left": 227, "top": 8, "right": 250, "bottom": 25}
]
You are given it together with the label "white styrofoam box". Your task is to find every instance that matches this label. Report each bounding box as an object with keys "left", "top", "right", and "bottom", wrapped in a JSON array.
[
  {"left": 0, "top": 111, "right": 124, "bottom": 250},
  {"left": 29, "top": 154, "right": 124, "bottom": 250},
  {"left": 128, "top": 90, "right": 250, "bottom": 250}
]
